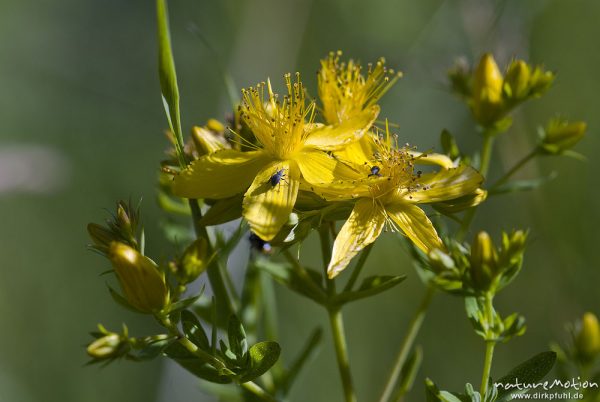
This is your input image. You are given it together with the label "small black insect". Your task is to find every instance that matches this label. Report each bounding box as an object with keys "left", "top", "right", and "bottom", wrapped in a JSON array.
[
  {"left": 368, "top": 166, "right": 382, "bottom": 177},
  {"left": 269, "top": 168, "right": 287, "bottom": 187},
  {"left": 249, "top": 233, "right": 272, "bottom": 254}
]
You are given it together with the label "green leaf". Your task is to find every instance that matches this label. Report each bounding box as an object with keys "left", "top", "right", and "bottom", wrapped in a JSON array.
[
  {"left": 239, "top": 341, "right": 281, "bottom": 383},
  {"left": 495, "top": 351, "right": 557, "bottom": 402},
  {"left": 199, "top": 195, "right": 243, "bottom": 226},
  {"left": 426, "top": 378, "right": 465, "bottom": 402},
  {"left": 181, "top": 310, "right": 210, "bottom": 351},
  {"left": 256, "top": 259, "right": 325, "bottom": 304},
  {"left": 334, "top": 275, "right": 407, "bottom": 304},
  {"left": 489, "top": 172, "right": 557, "bottom": 195},
  {"left": 396, "top": 346, "right": 423, "bottom": 398},
  {"left": 167, "top": 295, "right": 201, "bottom": 315},
  {"left": 281, "top": 328, "right": 323, "bottom": 394},
  {"left": 164, "top": 342, "right": 231, "bottom": 383},
  {"left": 156, "top": 0, "right": 184, "bottom": 156},
  {"left": 107, "top": 285, "right": 144, "bottom": 314},
  {"left": 228, "top": 315, "right": 248, "bottom": 359},
  {"left": 131, "top": 337, "right": 175, "bottom": 361}
]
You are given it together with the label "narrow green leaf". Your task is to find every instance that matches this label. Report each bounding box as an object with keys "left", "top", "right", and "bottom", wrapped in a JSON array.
[
  {"left": 156, "top": 0, "right": 184, "bottom": 159},
  {"left": 239, "top": 341, "right": 281, "bottom": 383},
  {"left": 167, "top": 295, "right": 200, "bottom": 315},
  {"left": 281, "top": 328, "right": 323, "bottom": 394},
  {"left": 164, "top": 342, "right": 231, "bottom": 383},
  {"left": 489, "top": 172, "right": 557, "bottom": 195},
  {"left": 228, "top": 315, "right": 248, "bottom": 358},
  {"left": 199, "top": 195, "right": 243, "bottom": 227},
  {"left": 181, "top": 310, "right": 210, "bottom": 351},
  {"left": 107, "top": 285, "right": 144, "bottom": 314},
  {"left": 395, "top": 346, "right": 423, "bottom": 398},
  {"left": 495, "top": 351, "right": 557, "bottom": 402},
  {"left": 333, "top": 275, "right": 407, "bottom": 304}
]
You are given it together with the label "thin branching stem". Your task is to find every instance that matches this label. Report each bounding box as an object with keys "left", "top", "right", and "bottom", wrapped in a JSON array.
[{"left": 379, "top": 286, "right": 436, "bottom": 402}]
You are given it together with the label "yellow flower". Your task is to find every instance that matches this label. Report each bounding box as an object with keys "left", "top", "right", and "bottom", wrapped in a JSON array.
[
  {"left": 319, "top": 129, "right": 483, "bottom": 278},
  {"left": 318, "top": 51, "right": 401, "bottom": 125},
  {"left": 173, "top": 73, "right": 379, "bottom": 240}
]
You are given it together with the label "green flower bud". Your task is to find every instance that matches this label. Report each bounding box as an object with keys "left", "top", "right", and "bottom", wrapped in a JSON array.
[
  {"left": 470, "top": 231, "right": 498, "bottom": 291},
  {"left": 177, "top": 238, "right": 209, "bottom": 285},
  {"left": 528, "top": 66, "right": 555, "bottom": 97},
  {"left": 87, "top": 333, "right": 126, "bottom": 359},
  {"left": 540, "top": 118, "right": 586, "bottom": 155},
  {"left": 575, "top": 312, "right": 600, "bottom": 363},
  {"left": 108, "top": 242, "right": 169, "bottom": 313},
  {"left": 503, "top": 60, "right": 530, "bottom": 100},
  {"left": 472, "top": 54, "right": 504, "bottom": 126}
]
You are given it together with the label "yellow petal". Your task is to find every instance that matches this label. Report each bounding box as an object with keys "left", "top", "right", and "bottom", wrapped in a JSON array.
[
  {"left": 335, "top": 134, "right": 377, "bottom": 166},
  {"left": 408, "top": 165, "right": 483, "bottom": 203},
  {"left": 409, "top": 151, "right": 454, "bottom": 169},
  {"left": 294, "top": 149, "right": 360, "bottom": 185},
  {"left": 304, "top": 105, "right": 379, "bottom": 151},
  {"left": 386, "top": 203, "right": 443, "bottom": 253},
  {"left": 243, "top": 160, "right": 300, "bottom": 241},
  {"left": 327, "top": 198, "right": 386, "bottom": 278},
  {"left": 172, "top": 150, "right": 271, "bottom": 199}
]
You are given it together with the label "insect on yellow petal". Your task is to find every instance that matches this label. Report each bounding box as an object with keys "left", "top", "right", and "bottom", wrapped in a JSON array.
[{"left": 243, "top": 160, "right": 300, "bottom": 241}]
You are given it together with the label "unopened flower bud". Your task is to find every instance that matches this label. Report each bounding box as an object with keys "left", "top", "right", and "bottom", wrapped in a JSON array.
[
  {"left": 540, "top": 118, "right": 586, "bottom": 155},
  {"left": 87, "top": 333, "right": 125, "bottom": 359},
  {"left": 433, "top": 188, "right": 487, "bottom": 214},
  {"left": 504, "top": 60, "right": 530, "bottom": 100},
  {"left": 472, "top": 54, "right": 504, "bottom": 126},
  {"left": 108, "top": 242, "right": 169, "bottom": 313},
  {"left": 575, "top": 312, "right": 600, "bottom": 363},
  {"left": 191, "top": 125, "right": 229, "bottom": 156},
  {"left": 177, "top": 238, "right": 209, "bottom": 285},
  {"left": 470, "top": 231, "right": 498, "bottom": 291}
]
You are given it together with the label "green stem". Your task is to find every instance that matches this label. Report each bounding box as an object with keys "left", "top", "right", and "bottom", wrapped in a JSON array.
[
  {"left": 188, "top": 200, "right": 236, "bottom": 316},
  {"left": 241, "top": 381, "right": 278, "bottom": 402},
  {"left": 480, "top": 341, "right": 496, "bottom": 397},
  {"left": 490, "top": 149, "right": 538, "bottom": 191},
  {"left": 328, "top": 305, "right": 357, "bottom": 402},
  {"left": 159, "top": 316, "right": 225, "bottom": 370},
  {"left": 379, "top": 287, "right": 436, "bottom": 402},
  {"left": 480, "top": 294, "right": 496, "bottom": 397},
  {"left": 458, "top": 131, "right": 496, "bottom": 241}
]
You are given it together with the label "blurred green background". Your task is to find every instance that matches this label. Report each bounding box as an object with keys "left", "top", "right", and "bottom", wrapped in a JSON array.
[{"left": 1, "top": 0, "right": 598, "bottom": 401}]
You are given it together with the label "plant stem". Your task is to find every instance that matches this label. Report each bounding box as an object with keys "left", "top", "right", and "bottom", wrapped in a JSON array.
[
  {"left": 241, "top": 381, "right": 278, "bottom": 402},
  {"left": 480, "top": 341, "right": 496, "bottom": 397},
  {"left": 458, "top": 131, "right": 495, "bottom": 241},
  {"left": 159, "top": 316, "right": 225, "bottom": 370},
  {"left": 319, "top": 226, "right": 357, "bottom": 402},
  {"left": 188, "top": 200, "right": 236, "bottom": 317},
  {"left": 490, "top": 148, "right": 538, "bottom": 191},
  {"left": 480, "top": 293, "right": 496, "bottom": 397},
  {"left": 379, "top": 287, "right": 436, "bottom": 402},
  {"left": 328, "top": 305, "right": 357, "bottom": 402}
]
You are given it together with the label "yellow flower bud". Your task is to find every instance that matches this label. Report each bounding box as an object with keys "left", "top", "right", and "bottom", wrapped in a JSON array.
[
  {"left": 504, "top": 60, "right": 530, "bottom": 100},
  {"left": 191, "top": 125, "right": 229, "bottom": 156},
  {"left": 470, "top": 231, "right": 498, "bottom": 291},
  {"left": 540, "top": 118, "right": 586, "bottom": 155},
  {"left": 472, "top": 54, "right": 504, "bottom": 126},
  {"left": 433, "top": 188, "right": 487, "bottom": 214},
  {"left": 108, "top": 242, "right": 169, "bottom": 313},
  {"left": 575, "top": 312, "right": 600, "bottom": 363},
  {"left": 87, "top": 333, "right": 123, "bottom": 359}
]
